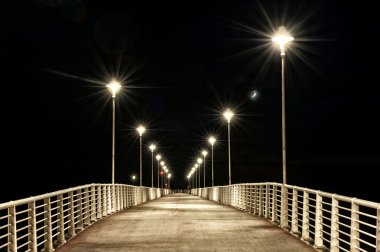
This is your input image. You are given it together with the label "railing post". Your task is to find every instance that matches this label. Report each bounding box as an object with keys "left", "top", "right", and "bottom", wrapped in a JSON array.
[
  {"left": 253, "top": 186, "right": 257, "bottom": 215},
  {"left": 44, "top": 197, "right": 54, "bottom": 252},
  {"left": 272, "top": 185, "right": 277, "bottom": 223},
  {"left": 315, "top": 192, "right": 323, "bottom": 249},
  {"left": 83, "top": 187, "right": 89, "bottom": 226},
  {"left": 77, "top": 189, "right": 84, "bottom": 230},
  {"left": 281, "top": 185, "right": 289, "bottom": 228},
  {"left": 107, "top": 185, "right": 111, "bottom": 214},
  {"left": 68, "top": 191, "right": 76, "bottom": 237},
  {"left": 302, "top": 191, "right": 310, "bottom": 242},
  {"left": 28, "top": 202, "right": 37, "bottom": 252},
  {"left": 330, "top": 195, "right": 339, "bottom": 252},
  {"left": 8, "top": 206, "right": 17, "bottom": 252},
  {"left": 91, "top": 185, "right": 96, "bottom": 221},
  {"left": 350, "top": 199, "right": 359, "bottom": 252},
  {"left": 259, "top": 185, "right": 263, "bottom": 216},
  {"left": 57, "top": 194, "right": 66, "bottom": 246},
  {"left": 105, "top": 185, "right": 109, "bottom": 213},
  {"left": 249, "top": 185, "right": 253, "bottom": 213},
  {"left": 291, "top": 188, "right": 298, "bottom": 235},
  {"left": 376, "top": 204, "right": 380, "bottom": 252},
  {"left": 265, "top": 184, "right": 270, "bottom": 218},
  {"left": 97, "top": 186, "right": 102, "bottom": 218}
]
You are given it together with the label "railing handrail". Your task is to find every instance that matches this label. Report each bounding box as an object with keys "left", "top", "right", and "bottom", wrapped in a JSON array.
[
  {"left": 191, "top": 182, "right": 380, "bottom": 251},
  {"left": 0, "top": 183, "right": 157, "bottom": 209}
]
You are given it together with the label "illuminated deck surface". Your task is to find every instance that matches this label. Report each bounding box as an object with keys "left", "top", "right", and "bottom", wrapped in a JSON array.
[{"left": 56, "top": 193, "right": 316, "bottom": 252}]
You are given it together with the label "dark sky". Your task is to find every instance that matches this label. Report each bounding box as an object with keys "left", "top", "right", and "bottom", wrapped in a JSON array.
[{"left": 1, "top": 0, "right": 379, "bottom": 202}]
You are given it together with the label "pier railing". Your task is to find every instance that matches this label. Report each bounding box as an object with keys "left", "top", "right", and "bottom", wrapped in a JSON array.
[
  {"left": 191, "top": 183, "right": 380, "bottom": 252},
  {"left": 0, "top": 184, "right": 169, "bottom": 252}
]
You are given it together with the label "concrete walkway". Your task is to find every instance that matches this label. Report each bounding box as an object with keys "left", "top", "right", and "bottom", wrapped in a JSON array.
[{"left": 56, "top": 193, "right": 316, "bottom": 252}]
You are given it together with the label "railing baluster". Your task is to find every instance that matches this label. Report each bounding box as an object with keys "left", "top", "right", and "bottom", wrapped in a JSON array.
[
  {"left": 77, "top": 189, "right": 83, "bottom": 230},
  {"left": 84, "top": 187, "right": 90, "bottom": 226},
  {"left": 291, "top": 188, "right": 298, "bottom": 235},
  {"left": 315, "top": 192, "right": 323, "bottom": 249},
  {"left": 28, "top": 201, "right": 37, "bottom": 252},
  {"left": 330, "top": 194, "right": 339, "bottom": 252},
  {"left": 302, "top": 191, "right": 310, "bottom": 242},
  {"left": 8, "top": 206, "right": 17, "bottom": 252},
  {"left": 44, "top": 197, "right": 54, "bottom": 252},
  {"left": 350, "top": 199, "right": 359, "bottom": 252},
  {"left": 57, "top": 194, "right": 66, "bottom": 246},
  {"left": 376, "top": 204, "right": 380, "bottom": 252},
  {"left": 68, "top": 191, "right": 76, "bottom": 237},
  {"left": 91, "top": 185, "right": 96, "bottom": 221},
  {"left": 265, "top": 184, "right": 270, "bottom": 218},
  {"left": 272, "top": 185, "right": 277, "bottom": 222}
]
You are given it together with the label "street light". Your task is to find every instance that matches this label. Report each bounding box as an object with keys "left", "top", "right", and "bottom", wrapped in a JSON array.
[
  {"left": 272, "top": 26, "right": 294, "bottom": 228},
  {"left": 223, "top": 109, "right": 234, "bottom": 185},
  {"left": 197, "top": 158, "right": 202, "bottom": 188},
  {"left": 156, "top": 154, "right": 161, "bottom": 188},
  {"left": 149, "top": 144, "right": 156, "bottom": 188},
  {"left": 208, "top": 136, "right": 216, "bottom": 187},
  {"left": 106, "top": 79, "right": 121, "bottom": 184},
  {"left": 194, "top": 164, "right": 199, "bottom": 188},
  {"left": 168, "top": 173, "right": 172, "bottom": 189},
  {"left": 202, "top": 150, "right": 208, "bottom": 188},
  {"left": 136, "top": 125, "right": 146, "bottom": 186}
]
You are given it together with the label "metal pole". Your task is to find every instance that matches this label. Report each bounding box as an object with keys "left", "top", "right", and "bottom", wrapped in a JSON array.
[
  {"left": 280, "top": 52, "right": 288, "bottom": 228},
  {"left": 112, "top": 97, "right": 115, "bottom": 184},
  {"left": 157, "top": 160, "right": 160, "bottom": 188},
  {"left": 228, "top": 121, "right": 231, "bottom": 185},
  {"left": 203, "top": 156, "right": 206, "bottom": 188},
  {"left": 211, "top": 145, "right": 214, "bottom": 187},
  {"left": 140, "top": 135, "right": 142, "bottom": 187},
  {"left": 151, "top": 151, "right": 154, "bottom": 188},
  {"left": 198, "top": 165, "right": 200, "bottom": 188}
]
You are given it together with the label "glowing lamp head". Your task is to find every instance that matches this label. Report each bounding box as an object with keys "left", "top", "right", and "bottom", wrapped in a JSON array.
[
  {"left": 195, "top": 164, "right": 199, "bottom": 168},
  {"left": 202, "top": 150, "right": 208, "bottom": 157},
  {"left": 208, "top": 136, "right": 216, "bottom": 146},
  {"left": 191, "top": 167, "right": 195, "bottom": 171},
  {"left": 149, "top": 144, "right": 156, "bottom": 152},
  {"left": 168, "top": 173, "right": 172, "bottom": 179},
  {"left": 160, "top": 161, "right": 165, "bottom": 166},
  {"left": 197, "top": 158, "right": 203, "bottom": 164},
  {"left": 136, "top": 125, "right": 146, "bottom": 136},
  {"left": 223, "top": 109, "right": 234, "bottom": 123},
  {"left": 187, "top": 175, "right": 190, "bottom": 179},
  {"left": 132, "top": 175, "right": 136, "bottom": 180},
  {"left": 156, "top": 154, "right": 161, "bottom": 161},
  {"left": 106, "top": 79, "right": 121, "bottom": 98},
  {"left": 272, "top": 26, "right": 294, "bottom": 54}
]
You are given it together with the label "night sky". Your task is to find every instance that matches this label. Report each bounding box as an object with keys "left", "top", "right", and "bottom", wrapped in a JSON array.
[{"left": 1, "top": 0, "right": 379, "bottom": 203}]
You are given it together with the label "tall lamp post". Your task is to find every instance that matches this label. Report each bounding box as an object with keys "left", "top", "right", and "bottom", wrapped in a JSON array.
[
  {"left": 132, "top": 175, "right": 136, "bottom": 186},
  {"left": 201, "top": 150, "right": 208, "bottom": 188},
  {"left": 156, "top": 155, "right": 161, "bottom": 188},
  {"left": 272, "top": 26, "right": 294, "bottom": 228},
  {"left": 149, "top": 144, "right": 156, "bottom": 188},
  {"left": 197, "top": 158, "right": 202, "bottom": 188},
  {"left": 106, "top": 79, "right": 121, "bottom": 184},
  {"left": 194, "top": 164, "right": 199, "bottom": 188},
  {"left": 160, "top": 161, "right": 165, "bottom": 189},
  {"left": 168, "top": 173, "right": 172, "bottom": 189},
  {"left": 136, "top": 125, "right": 146, "bottom": 186},
  {"left": 208, "top": 136, "right": 216, "bottom": 187},
  {"left": 223, "top": 109, "right": 234, "bottom": 185}
]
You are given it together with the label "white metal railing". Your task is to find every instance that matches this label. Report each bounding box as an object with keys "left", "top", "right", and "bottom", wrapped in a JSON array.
[
  {"left": 0, "top": 184, "right": 170, "bottom": 252},
  {"left": 191, "top": 183, "right": 380, "bottom": 252}
]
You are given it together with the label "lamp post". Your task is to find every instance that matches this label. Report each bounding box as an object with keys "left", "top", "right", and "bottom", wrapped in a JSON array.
[
  {"left": 208, "top": 136, "right": 216, "bottom": 187},
  {"left": 223, "top": 109, "right": 234, "bottom": 185},
  {"left": 197, "top": 158, "right": 202, "bottom": 188},
  {"left": 106, "top": 79, "right": 121, "bottom": 184},
  {"left": 149, "top": 144, "right": 156, "bottom": 188},
  {"left": 136, "top": 125, "right": 146, "bottom": 186},
  {"left": 156, "top": 154, "right": 161, "bottom": 188},
  {"left": 194, "top": 164, "right": 199, "bottom": 188},
  {"left": 160, "top": 161, "right": 165, "bottom": 189},
  {"left": 201, "top": 150, "right": 208, "bottom": 188},
  {"left": 272, "top": 26, "right": 294, "bottom": 228},
  {"left": 168, "top": 173, "right": 172, "bottom": 189}
]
